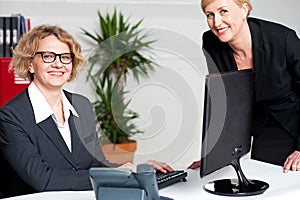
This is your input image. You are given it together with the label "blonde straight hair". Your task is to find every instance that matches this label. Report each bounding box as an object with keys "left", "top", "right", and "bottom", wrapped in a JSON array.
[{"left": 201, "top": 0, "right": 252, "bottom": 16}]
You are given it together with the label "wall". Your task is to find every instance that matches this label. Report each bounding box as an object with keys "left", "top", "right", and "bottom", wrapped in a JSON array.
[{"left": 0, "top": 0, "right": 299, "bottom": 168}]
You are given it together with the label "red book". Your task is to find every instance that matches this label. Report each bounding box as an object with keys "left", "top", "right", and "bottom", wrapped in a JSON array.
[{"left": 0, "top": 57, "right": 30, "bottom": 107}]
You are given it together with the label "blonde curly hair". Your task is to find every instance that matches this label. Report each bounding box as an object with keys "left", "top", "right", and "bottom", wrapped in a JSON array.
[{"left": 9, "top": 24, "right": 87, "bottom": 81}]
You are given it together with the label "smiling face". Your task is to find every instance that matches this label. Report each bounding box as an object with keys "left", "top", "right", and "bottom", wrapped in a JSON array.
[
  {"left": 28, "top": 35, "right": 73, "bottom": 91},
  {"left": 204, "top": 0, "right": 249, "bottom": 43}
]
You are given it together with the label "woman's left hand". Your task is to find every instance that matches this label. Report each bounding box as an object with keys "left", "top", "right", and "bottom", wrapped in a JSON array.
[
  {"left": 283, "top": 150, "right": 300, "bottom": 172},
  {"left": 146, "top": 160, "right": 174, "bottom": 173}
]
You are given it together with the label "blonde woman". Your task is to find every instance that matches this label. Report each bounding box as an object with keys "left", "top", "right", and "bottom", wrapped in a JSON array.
[
  {"left": 0, "top": 25, "right": 173, "bottom": 198},
  {"left": 189, "top": 0, "right": 300, "bottom": 173}
]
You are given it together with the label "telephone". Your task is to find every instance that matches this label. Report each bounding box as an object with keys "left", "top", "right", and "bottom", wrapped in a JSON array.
[{"left": 89, "top": 163, "right": 173, "bottom": 200}]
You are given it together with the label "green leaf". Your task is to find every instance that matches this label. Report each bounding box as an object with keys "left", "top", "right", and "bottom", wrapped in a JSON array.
[{"left": 81, "top": 7, "right": 157, "bottom": 144}]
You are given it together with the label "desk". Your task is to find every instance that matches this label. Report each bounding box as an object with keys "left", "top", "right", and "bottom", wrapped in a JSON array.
[
  {"left": 160, "top": 159, "right": 300, "bottom": 200},
  {"left": 3, "top": 159, "right": 300, "bottom": 200}
]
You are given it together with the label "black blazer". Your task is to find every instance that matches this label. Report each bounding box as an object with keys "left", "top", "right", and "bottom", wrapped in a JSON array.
[
  {"left": 0, "top": 89, "right": 119, "bottom": 197},
  {"left": 202, "top": 17, "right": 300, "bottom": 149}
]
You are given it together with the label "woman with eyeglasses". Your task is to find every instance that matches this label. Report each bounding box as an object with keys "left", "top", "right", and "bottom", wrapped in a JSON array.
[
  {"left": 0, "top": 24, "right": 173, "bottom": 198},
  {"left": 189, "top": 0, "right": 300, "bottom": 172}
]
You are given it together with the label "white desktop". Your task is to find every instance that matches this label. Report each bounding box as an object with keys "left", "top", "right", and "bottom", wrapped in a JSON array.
[{"left": 3, "top": 159, "right": 299, "bottom": 200}]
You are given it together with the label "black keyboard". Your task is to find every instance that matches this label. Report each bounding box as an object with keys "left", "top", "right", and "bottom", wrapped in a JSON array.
[{"left": 156, "top": 170, "right": 188, "bottom": 189}]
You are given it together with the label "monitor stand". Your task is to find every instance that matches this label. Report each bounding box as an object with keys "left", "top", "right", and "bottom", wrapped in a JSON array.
[{"left": 203, "top": 158, "right": 269, "bottom": 196}]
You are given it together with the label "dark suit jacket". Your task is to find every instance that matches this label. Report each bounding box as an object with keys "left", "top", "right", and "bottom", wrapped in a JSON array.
[
  {"left": 202, "top": 17, "right": 300, "bottom": 149},
  {"left": 0, "top": 89, "right": 119, "bottom": 197}
]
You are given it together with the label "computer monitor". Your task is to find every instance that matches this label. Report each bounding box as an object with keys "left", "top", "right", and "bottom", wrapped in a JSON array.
[{"left": 200, "top": 69, "right": 269, "bottom": 196}]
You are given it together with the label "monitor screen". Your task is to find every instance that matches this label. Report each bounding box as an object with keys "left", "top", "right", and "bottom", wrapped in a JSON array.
[{"left": 200, "top": 69, "right": 269, "bottom": 196}]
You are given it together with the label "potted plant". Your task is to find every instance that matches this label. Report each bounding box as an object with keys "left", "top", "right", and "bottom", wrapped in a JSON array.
[{"left": 81, "top": 8, "right": 157, "bottom": 164}]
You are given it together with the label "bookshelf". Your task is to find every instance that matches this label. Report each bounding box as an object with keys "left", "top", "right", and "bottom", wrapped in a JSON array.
[{"left": 0, "top": 14, "right": 30, "bottom": 57}]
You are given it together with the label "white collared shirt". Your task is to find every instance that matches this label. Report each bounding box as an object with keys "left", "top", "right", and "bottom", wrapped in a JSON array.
[{"left": 28, "top": 82, "right": 79, "bottom": 152}]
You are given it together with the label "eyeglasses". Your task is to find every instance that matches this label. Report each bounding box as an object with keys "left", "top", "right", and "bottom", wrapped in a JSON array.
[{"left": 35, "top": 51, "right": 74, "bottom": 64}]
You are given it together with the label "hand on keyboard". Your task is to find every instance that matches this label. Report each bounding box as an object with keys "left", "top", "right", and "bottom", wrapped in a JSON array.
[{"left": 146, "top": 160, "right": 174, "bottom": 173}]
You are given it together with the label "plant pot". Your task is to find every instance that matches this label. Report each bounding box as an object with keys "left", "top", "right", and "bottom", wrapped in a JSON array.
[{"left": 101, "top": 140, "right": 137, "bottom": 164}]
